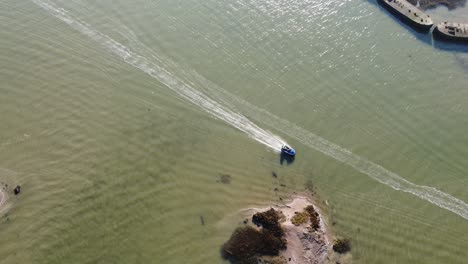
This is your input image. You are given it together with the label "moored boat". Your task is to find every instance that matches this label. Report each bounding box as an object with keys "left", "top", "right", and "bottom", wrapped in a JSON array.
[
  {"left": 433, "top": 22, "right": 468, "bottom": 43},
  {"left": 377, "top": 0, "right": 433, "bottom": 32}
]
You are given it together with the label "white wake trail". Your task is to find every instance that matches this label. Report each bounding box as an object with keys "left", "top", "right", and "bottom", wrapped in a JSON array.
[
  {"left": 32, "top": 0, "right": 284, "bottom": 151},
  {"left": 199, "top": 85, "right": 468, "bottom": 220},
  {"left": 32, "top": 0, "right": 468, "bottom": 221}
]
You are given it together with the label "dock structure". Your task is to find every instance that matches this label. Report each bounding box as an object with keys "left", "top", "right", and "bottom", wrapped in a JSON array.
[
  {"left": 377, "top": 0, "right": 433, "bottom": 32},
  {"left": 433, "top": 22, "right": 468, "bottom": 43}
]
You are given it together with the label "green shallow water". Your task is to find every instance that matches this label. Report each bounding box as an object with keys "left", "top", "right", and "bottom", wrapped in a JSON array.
[{"left": 1, "top": 0, "right": 468, "bottom": 263}]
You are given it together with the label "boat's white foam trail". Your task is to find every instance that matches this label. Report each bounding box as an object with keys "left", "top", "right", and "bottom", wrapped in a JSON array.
[
  {"left": 199, "top": 86, "right": 468, "bottom": 220},
  {"left": 31, "top": 0, "right": 284, "bottom": 151},
  {"left": 275, "top": 118, "right": 468, "bottom": 220},
  {"left": 32, "top": 0, "right": 468, "bottom": 220}
]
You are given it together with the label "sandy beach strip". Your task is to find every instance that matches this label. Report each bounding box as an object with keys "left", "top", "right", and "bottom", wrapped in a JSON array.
[{"left": 0, "top": 188, "right": 9, "bottom": 214}]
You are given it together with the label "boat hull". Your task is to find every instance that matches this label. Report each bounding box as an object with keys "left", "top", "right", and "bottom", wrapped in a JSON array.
[
  {"left": 433, "top": 26, "right": 468, "bottom": 43},
  {"left": 281, "top": 149, "right": 296, "bottom": 156},
  {"left": 377, "top": 0, "right": 433, "bottom": 32}
]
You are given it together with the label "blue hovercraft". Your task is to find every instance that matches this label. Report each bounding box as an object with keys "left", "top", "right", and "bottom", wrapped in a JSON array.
[{"left": 281, "top": 144, "right": 296, "bottom": 156}]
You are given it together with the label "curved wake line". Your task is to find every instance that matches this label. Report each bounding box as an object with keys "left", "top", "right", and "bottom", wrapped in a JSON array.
[
  {"left": 32, "top": 0, "right": 284, "bottom": 152},
  {"left": 204, "top": 87, "right": 468, "bottom": 220},
  {"left": 32, "top": 0, "right": 468, "bottom": 221},
  {"left": 282, "top": 120, "right": 468, "bottom": 220}
]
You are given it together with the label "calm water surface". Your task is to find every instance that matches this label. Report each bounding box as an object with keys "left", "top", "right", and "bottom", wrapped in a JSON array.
[{"left": 1, "top": 0, "right": 467, "bottom": 263}]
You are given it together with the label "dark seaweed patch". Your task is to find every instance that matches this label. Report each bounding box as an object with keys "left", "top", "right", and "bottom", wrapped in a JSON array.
[{"left": 219, "top": 174, "right": 232, "bottom": 184}]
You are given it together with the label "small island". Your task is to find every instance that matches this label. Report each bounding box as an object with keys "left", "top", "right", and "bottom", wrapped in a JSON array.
[{"left": 221, "top": 196, "right": 351, "bottom": 264}]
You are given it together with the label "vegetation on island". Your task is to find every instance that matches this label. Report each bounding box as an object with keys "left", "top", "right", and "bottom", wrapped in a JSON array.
[
  {"left": 305, "top": 205, "right": 320, "bottom": 231},
  {"left": 221, "top": 208, "right": 287, "bottom": 263},
  {"left": 333, "top": 238, "right": 351, "bottom": 254},
  {"left": 291, "top": 211, "right": 309, "bottom": 226},
  {"left": 291, "top": 205, "right": 320, "bottom": 231}
]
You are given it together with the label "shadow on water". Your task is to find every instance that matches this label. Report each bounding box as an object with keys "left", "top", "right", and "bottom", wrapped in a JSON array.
[
  {"left": 280, "top": 152, "right": 295, "bottom": 166},
  {"left": 453, "top": 53, "right": 468, "bottom": 72},
  {"left": 432, "top": 39, "right": 468, "bottom": 53},
  {"left": 367, "top": 0, "right": 434, "bottom": 45}
]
